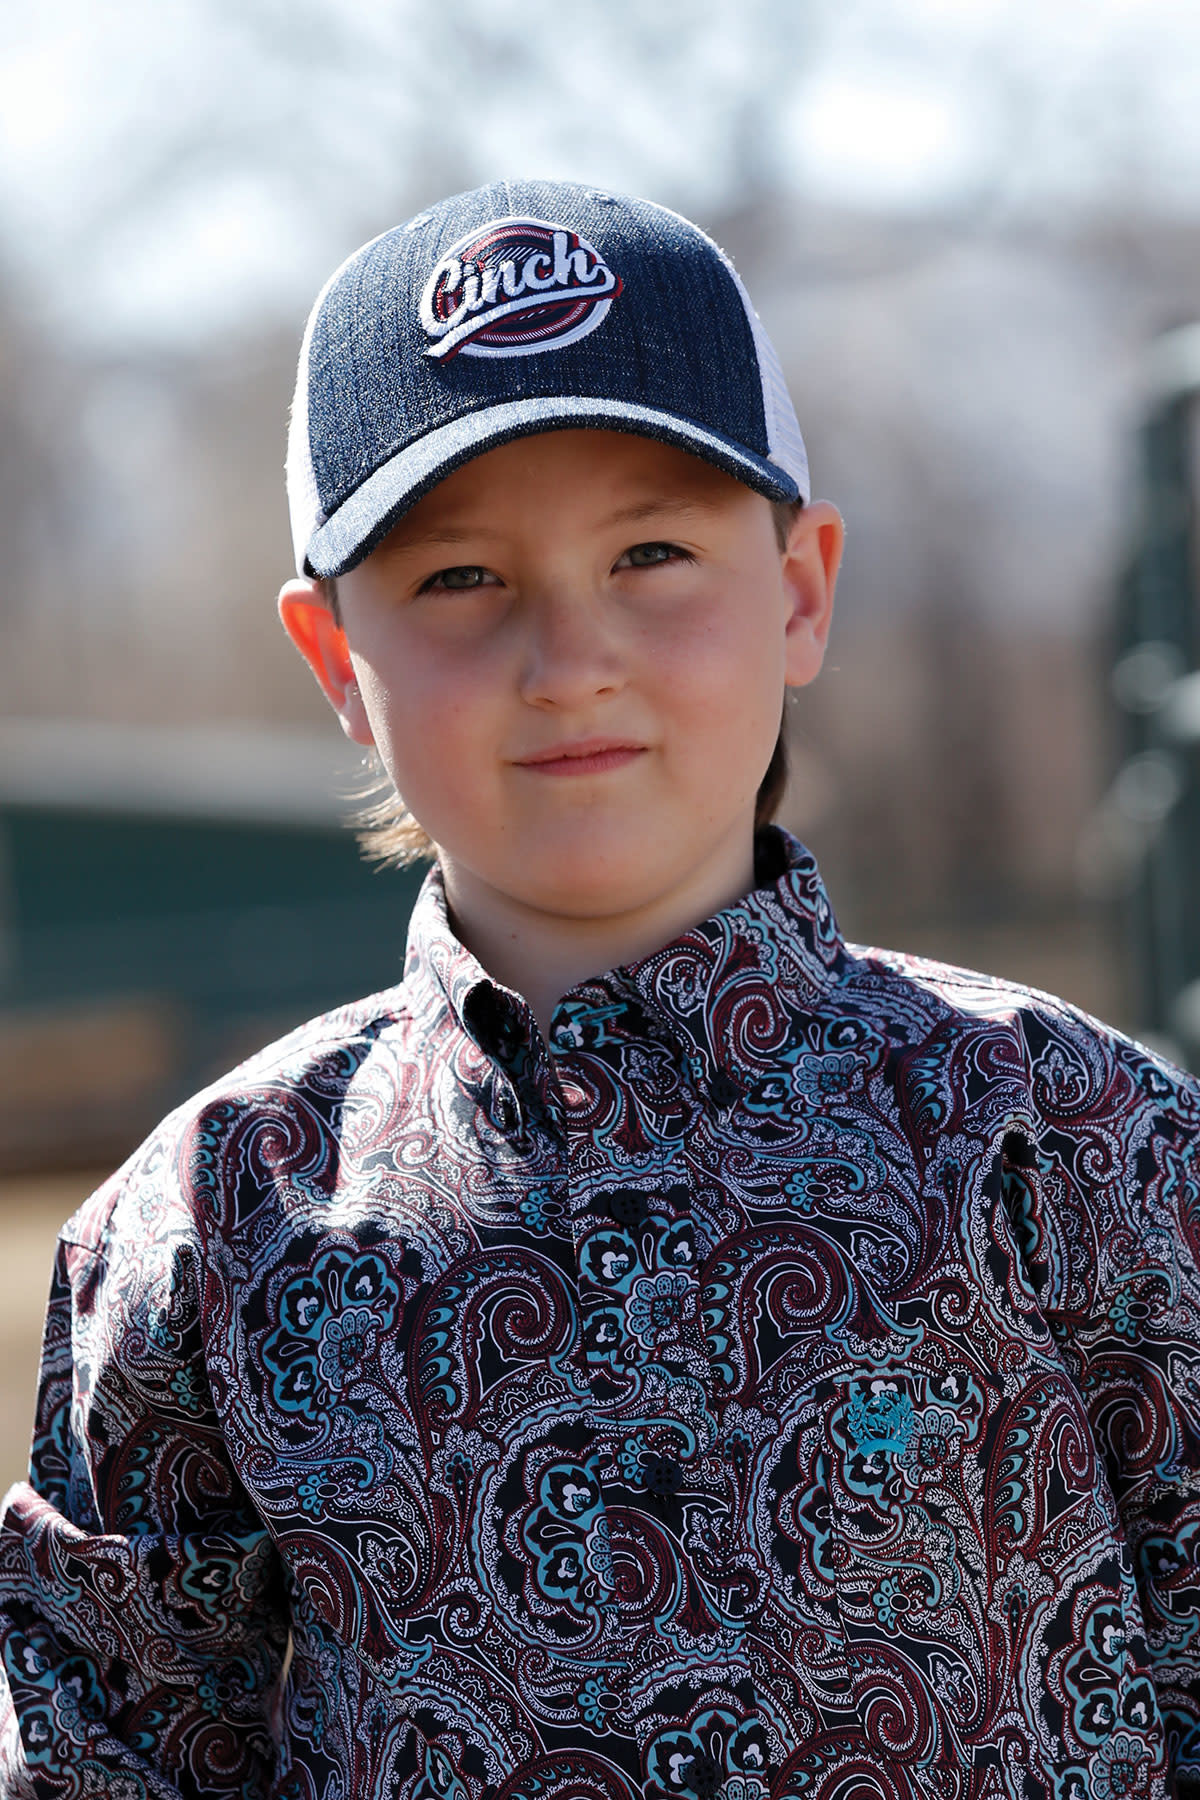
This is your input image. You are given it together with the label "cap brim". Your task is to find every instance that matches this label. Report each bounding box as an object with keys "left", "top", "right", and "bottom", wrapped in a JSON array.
[{"left": 303, "top": 396, "right": 802, "bottom": 578}]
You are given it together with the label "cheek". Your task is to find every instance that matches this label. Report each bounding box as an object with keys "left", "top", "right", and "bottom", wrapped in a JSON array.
[
  {"left": 650, "top": 608, "right": 786, "bottom": 811},
  {"left": 353, "top": 658, "right": 403, "bottom": 758},
  {"left": 652, "top": 604, "right": 786, "bottom": 728},
  {"left": 352, "top": 650, "right": 490, "bottom": 814}
]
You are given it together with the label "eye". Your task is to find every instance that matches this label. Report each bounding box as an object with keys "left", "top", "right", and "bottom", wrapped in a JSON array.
[
  {"left": 419, "top": 565, "right": 497, "bottom": 592},
  {"left": 616, "top": 541, "right": 691, "bottom": 570}
]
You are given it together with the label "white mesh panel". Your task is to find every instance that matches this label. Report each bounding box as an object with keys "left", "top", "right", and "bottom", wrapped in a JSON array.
[
  {"left": 744, "top": 296, "right": 810, "bottom": 500},
  {"left": 653, "top": 200, "right": 811, "bottom": 502},
  {"left": 286, "top": 230, "right": 393, "bottom": 575},
  {"left": 721, "top": 257, "right": 810, "bottom": 501},
  {"left": 285, "top": 311, "right": 322, "bottom": 576}
]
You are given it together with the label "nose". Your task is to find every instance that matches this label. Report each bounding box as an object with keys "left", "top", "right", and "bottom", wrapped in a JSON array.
[{"left": 517, "top": 585, "right": 625, "bottom": 710}]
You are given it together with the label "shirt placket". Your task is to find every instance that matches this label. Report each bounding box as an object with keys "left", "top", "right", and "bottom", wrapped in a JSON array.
[{"left": 546, "top": 999, "right": 771, "bottom": 1800}]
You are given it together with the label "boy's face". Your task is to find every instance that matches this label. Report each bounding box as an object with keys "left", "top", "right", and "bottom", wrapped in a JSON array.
[{"left": 280, "top": 429, "right": 841, "bottom": 941}]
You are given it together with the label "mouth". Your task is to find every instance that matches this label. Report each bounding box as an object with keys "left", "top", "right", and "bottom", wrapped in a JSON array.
[{"left": 513, "top": 737, "right": 647, "bottom": 777}]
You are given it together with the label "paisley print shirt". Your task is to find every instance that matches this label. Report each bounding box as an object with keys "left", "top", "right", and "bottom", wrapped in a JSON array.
[{"left": 3, "top": 828, "right": 1200, "bottom": 1800}]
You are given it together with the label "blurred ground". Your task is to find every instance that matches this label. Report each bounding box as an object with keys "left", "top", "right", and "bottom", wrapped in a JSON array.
[{"left": 0, "top": 1171, "right": 103, "bottom": 1493}]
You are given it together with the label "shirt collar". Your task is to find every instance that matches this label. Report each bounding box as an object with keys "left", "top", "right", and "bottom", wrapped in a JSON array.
[{"left": 402, "top": 827, "right": 848, "bottom": 1081}]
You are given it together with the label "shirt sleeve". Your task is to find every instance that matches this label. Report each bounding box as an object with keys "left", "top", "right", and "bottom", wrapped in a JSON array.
[
  {"left": 0, "top": 1149, "right": 290, "bottom": 1800},
  {"left": 1007, "top": 1006, "right": 1200, "bottom": 1789}
]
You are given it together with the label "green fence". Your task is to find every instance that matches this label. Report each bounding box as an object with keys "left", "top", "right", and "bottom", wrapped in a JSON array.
[
  {"left": 1111, "top": 325, "right": 1200, "bottom": 1069},
  {"left": 0, "top": 799, "right": 423, "bottom": 1168}
]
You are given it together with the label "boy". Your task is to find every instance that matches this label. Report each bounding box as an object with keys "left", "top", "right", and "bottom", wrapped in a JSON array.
[{"left": 2, "top": 178, "right": 1200, "bottom": 1800}]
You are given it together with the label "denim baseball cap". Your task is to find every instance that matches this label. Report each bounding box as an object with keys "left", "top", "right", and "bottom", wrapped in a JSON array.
[{"left": 286, "top": 178, "right": 810, "bottom": 578}]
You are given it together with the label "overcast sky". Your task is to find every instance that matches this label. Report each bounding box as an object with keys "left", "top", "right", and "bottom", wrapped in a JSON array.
[{"left": 0, "top": 0, "right": 1197, "bottom": 346}]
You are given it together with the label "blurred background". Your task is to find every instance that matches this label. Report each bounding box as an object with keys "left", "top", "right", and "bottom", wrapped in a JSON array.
[{"left": 1, "top": 0, "right": 1199, "bottom": 1485}]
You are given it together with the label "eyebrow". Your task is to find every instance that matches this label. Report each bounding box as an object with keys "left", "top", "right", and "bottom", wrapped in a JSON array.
[
  {"left": 597, "top": 496, "right": 721, "bottom": 527},
  {"left": 389, "top": 526, "right": 494, "bottom": 550},
  {"left": 392, "top": 495, "right": 719, "bottom": 553}
]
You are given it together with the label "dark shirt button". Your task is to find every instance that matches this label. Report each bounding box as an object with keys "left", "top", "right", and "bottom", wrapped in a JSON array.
[
  {"left": 465, "top": 984, "right": 517, "bottom": 1059},
  {"left": 641, "top": 1454, "right": 683, "bottom": 1498},
  {"left": 708, "top": 1072, "right": 743, "bottom": 1111},
  {"left": 681, "top": 1752, "right": 722, "bottom": 1798},
  {"left": 607, "top": 1188, "right": 649, "bottom": 1227},
  {"left": 489, "top": 1082, "right": 519, "bottom": 1133}
]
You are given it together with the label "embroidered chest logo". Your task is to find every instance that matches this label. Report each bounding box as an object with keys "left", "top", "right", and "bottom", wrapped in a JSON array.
[{"left": 419, "top": 216, "right": 622, "bottom": 361}]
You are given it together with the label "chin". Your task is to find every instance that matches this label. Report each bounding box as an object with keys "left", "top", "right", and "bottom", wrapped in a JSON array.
[{"left": 513, "top": 848, "right": 671, "bottom": 920}]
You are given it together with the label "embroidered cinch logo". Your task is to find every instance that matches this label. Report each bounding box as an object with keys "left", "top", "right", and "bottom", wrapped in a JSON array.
[{"left": 420, "top": 215, "right": 622, "bottom": 361}]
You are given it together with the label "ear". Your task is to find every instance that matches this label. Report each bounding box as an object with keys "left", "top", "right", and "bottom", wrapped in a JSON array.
[
  {"left": 780, "top": 500, "right": 844, "bottom": 689},
  {"left": 277, "top": 578, "right": 375, "bottom": 746}
]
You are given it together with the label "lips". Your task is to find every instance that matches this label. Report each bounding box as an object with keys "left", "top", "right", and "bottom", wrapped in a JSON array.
[{"left": 513, "top": 737, "right": 646, "bottom": 776}]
